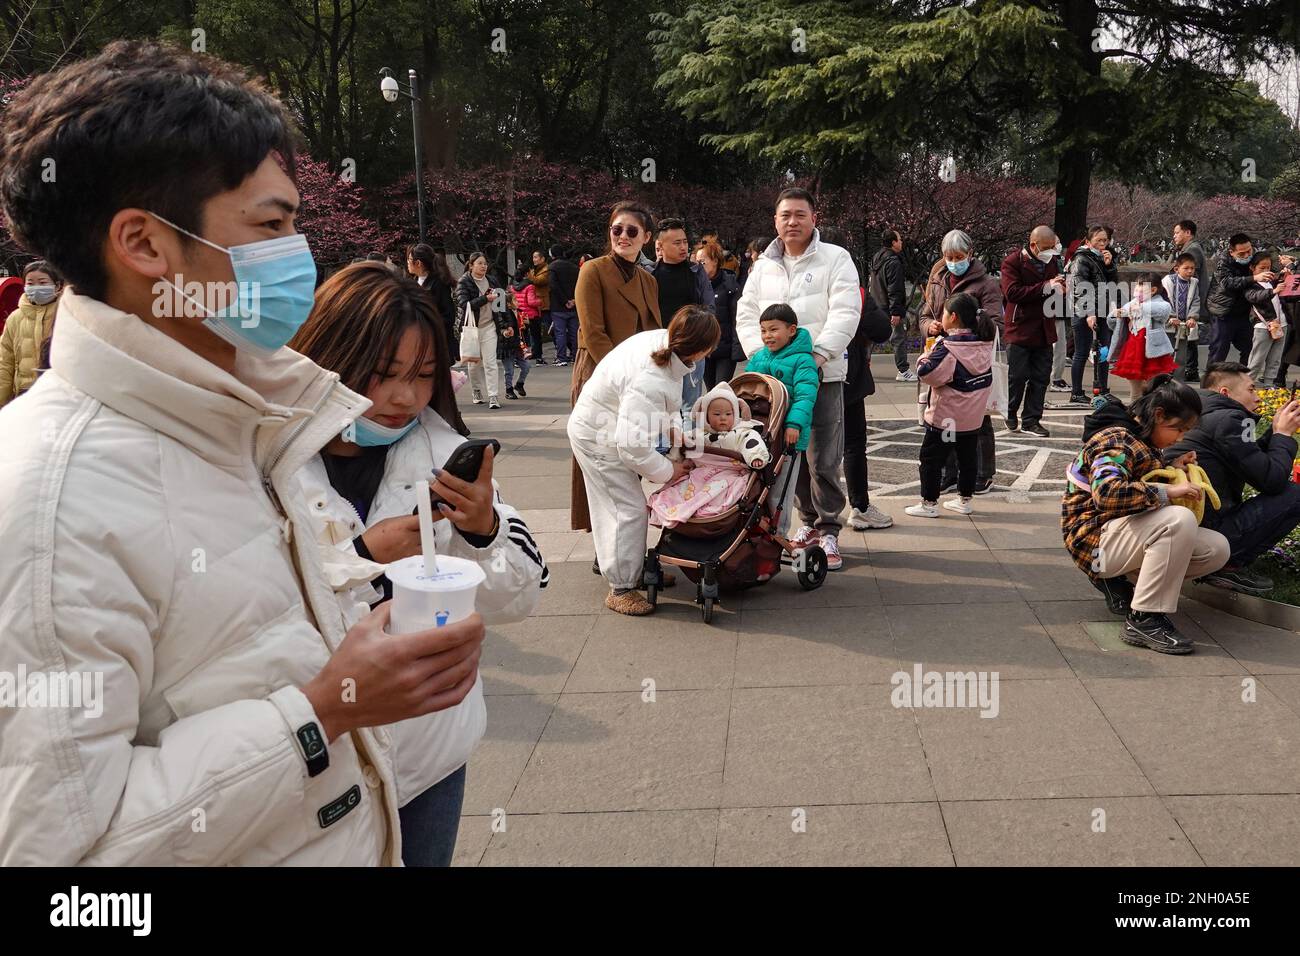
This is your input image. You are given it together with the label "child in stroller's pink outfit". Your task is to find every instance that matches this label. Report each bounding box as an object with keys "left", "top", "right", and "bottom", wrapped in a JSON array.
[{"left": 649, "top": 381, "right": 771, "bottom": 527}]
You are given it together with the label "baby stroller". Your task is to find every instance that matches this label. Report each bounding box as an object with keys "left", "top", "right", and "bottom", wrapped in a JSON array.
[{"left": 644, "top": 371, "right": 829, "bottom": 623}]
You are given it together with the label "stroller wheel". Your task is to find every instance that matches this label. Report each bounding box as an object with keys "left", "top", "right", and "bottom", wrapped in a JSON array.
[
  {"left": 701, "top": 596, "right": 715, "bottom": 624},
  {"left": 797, "top": 546, "right": 828, "bottom": 591},
  {"left": 646, "top": 583, "right": 658, "bottom": 608}
]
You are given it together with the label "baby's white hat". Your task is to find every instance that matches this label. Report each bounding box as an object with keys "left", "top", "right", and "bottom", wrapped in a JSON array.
[{"left": 691, "top": 380, "right": 743, "bottom": 427}]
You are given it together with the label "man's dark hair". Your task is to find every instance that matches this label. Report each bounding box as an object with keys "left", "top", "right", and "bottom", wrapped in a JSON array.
[
  {"left": 1229, "top": 232, "right": 1253, "bottom": 249},
  {"left": 656, "top": 217, "right": 687, "bottom": 237},
  {"left": 0, "top": 40, "right": 298, "bottom": 301},
  {"left": 1201, "top": 361, "right": 1252, "bottom": 391},
  {"left": 1173, "top": 252, "right": 1196, "bottom": 267},
  {"left": 775, "top": 187, "right": 816, "bottom": 212},
  {"left": 1176, "top": 219, "right": 1197, "bottom": 236},
  {"left": 882, "top": 229, "right": 901, "bottom": 246},
  {"left": 1086, "top": 224, "right": 1108, "bottom": 241}
]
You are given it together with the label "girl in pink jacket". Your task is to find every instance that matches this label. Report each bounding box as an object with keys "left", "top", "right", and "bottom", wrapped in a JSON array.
[{"left": 906, "top": 292, "right": 996, "bottom": 518}]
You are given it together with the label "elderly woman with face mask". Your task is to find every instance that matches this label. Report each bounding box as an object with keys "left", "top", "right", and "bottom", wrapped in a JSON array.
[{"left": 918, "top": 229, "right": 1004, "bottom": 494}]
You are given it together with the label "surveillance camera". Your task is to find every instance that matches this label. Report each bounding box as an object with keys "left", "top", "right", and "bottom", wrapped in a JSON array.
[{"left": 380, "top": 75, "right": 399, "bottom": 103}]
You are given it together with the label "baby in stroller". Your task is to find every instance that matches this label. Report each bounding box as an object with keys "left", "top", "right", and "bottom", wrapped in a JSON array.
[{"left": 649, "top": 381, "right": 770, "bottom": 528}]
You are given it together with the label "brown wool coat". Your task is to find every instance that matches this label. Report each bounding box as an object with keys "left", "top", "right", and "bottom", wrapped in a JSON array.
[{"left": 569, "top": 255, "right": 662, "bottom": 531}]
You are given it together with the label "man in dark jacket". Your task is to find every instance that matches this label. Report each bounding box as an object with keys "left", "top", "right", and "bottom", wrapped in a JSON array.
[
  {"left": 1207, "top": 233, "right": 1274, "bottom": 364},
  {"left": 1165, "top": 362, "right": 1300, "bottom": 595},
  {"left": 870, "top": 229, "right": 911, "bottom": 381},
  {"left": 844, "top": 289, "right": 895, "bottom": 529},
  {"left": 547, "top": 245, "right": 579, "bottom": 366},
  {"left": 1172, "top": 219, "right": 1209, "bottom": 314},
  {"left": 1000, "top": 225, "right": 1066, "bottom": 437},
  {"left": 650, "top": 217, "right": 716, "bottom": 413}
]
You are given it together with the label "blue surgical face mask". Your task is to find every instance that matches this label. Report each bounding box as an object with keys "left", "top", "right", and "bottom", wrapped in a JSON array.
[
  {"left": 25, "top": 284, "right": 57, "bottom": 305},
  {"left": 151, "top": 213, "right": 318, "bottom": 355},
  {"left": 343, "top": 415, "right": 420, "bottom": 447},
  {"left": 946, "top": 258, "right": 970, "bottom": 276},
  {"left": 1233, "top": 255, "right": 1252, "bottom": 265}
]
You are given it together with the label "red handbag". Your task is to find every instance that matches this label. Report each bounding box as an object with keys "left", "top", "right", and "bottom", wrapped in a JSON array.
[{"left": 1279, "top": 272, "right": 1300, "bottom": 301}]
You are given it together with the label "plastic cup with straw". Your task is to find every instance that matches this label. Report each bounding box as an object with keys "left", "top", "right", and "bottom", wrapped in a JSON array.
[{"left": 386, "top": 479, "right": 485, "bottom": 634}]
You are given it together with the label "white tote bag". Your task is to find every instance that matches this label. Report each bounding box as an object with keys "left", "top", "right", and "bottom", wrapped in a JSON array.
[
  {"left": 458, "top": 302, "right": 481, "bottom": 363},
  {"left": 987, "top": 329, "right": 1010, "bottom": 416}
]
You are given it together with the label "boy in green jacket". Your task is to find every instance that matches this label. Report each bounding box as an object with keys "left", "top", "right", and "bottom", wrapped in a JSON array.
[{"left": 743, "top": 303, "right": 822, "bottom": 534}]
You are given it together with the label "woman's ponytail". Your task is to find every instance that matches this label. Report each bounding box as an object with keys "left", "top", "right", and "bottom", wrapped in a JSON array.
[{"left": 651, "top": 304, "right": 720, "bottom": 366}]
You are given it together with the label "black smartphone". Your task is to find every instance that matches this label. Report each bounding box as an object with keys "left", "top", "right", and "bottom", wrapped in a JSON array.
[{"left": 429, "top": 438, "right": 500, "bottom": 505}]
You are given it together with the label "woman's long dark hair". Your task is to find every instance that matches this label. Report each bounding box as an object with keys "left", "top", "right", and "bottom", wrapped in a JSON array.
[
  {"left": 1128, "top": 373, "right": 1200, "bottom": 440},
  {"left": 289, "top": 261, "right": 469, "bottom": 437},
  {"left": 408, "top": 242, "right": 453, "bottom": 285}
]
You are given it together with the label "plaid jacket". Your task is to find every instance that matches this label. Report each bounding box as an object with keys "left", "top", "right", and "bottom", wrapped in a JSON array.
[{"left": 1061, "top": 425, "right": 1168, "bottom": 579}]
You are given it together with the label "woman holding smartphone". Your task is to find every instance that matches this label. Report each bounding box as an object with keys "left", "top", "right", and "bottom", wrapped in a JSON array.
[{"left": 289, "top": 261, "right": 549, "bottom": 865}]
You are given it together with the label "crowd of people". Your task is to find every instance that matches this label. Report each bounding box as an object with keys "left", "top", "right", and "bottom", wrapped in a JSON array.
[{"left": 3, "top": 39, "right": 1300, "bottom": 871}]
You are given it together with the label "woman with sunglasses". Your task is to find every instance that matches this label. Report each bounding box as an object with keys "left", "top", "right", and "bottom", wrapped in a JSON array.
[{"left": 569, "top": 200, "right": 663, "bottom": 532}]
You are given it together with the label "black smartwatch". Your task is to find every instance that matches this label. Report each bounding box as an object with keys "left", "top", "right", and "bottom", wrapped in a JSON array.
[{"left": 296, "top": 722, "right": 330, "bottom": 778}]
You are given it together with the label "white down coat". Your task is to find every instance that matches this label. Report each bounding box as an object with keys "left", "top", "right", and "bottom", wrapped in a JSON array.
[
  {"left": 0, "top": 290, "right": 403, "bottom": 866},
  {"left": 298, "top": 408, "right": 548, "bottom": 806},
  {"left": 734, "top": 229, "right": 862, "bottom": 383}
]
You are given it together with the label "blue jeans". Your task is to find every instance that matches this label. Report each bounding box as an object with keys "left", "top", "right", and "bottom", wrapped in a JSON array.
[
  {"left": 398, "top": 764, "right": 467, "bottom": 867},
  {"left": 1070, "top": 316, "right": 1110, "bottom": 397},
  {"left": 504, "top": 351, "right": 529, "bottom": 389},
  {"left": 550, "top": 309, "right": 578, "bottom": 363},
  {"left": 1206, "top": 483, "right": 1300, "bottom": 567}
]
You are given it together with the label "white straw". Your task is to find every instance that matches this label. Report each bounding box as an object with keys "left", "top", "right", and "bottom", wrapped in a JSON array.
[{"left": 415, "top": 479, "right": 439, "bottom": 575}]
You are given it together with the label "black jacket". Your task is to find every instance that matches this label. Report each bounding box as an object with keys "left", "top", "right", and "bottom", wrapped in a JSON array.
[
  {"left": 845, "top": 291, "right": 894, "bottom": 402},
  {"left": 1165, "top": 390, "right": 1299, "bottom": 520},
  {"left": 707, "top": 269, "right": 742, "bottom": 361},
  {"left": 424, "top": 274, "right": 455, "bottom": 331},
  {"left": 1206, "top": 256, "right": 1257, "bottom": 322},
  {"left": 549, "top": 257, "right": 579, "bottom": 310},
  {"left": 869, "top": 248, "right": 906, "bottom": 318},
  {"left": 454, "top": 272, "right": 511, "bottom": 337},
  {"left": 1067, "top": 246, "right": 1119, "bottom": 319}
]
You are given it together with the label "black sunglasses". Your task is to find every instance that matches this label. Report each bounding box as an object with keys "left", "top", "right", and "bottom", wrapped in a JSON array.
[{"left": 610, "top": 224, "right": 641, "bottom": 239}]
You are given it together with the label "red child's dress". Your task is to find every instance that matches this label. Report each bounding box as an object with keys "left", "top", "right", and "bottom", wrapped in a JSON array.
[{"left": 1111, "top": 325, "right": 1177, "bottom": 380}]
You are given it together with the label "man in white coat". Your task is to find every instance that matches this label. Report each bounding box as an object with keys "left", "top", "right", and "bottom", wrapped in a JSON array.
[
  {"left": 0, "top": 41, "right": 484, "bottom": 865},
  {"left": 735, "top": 187, "right": 862, "bottom": 571}
]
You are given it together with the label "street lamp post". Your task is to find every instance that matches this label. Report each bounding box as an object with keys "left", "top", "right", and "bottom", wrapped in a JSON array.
[{"left": 380, "top": 67, "right": 427, "bottom": 244}]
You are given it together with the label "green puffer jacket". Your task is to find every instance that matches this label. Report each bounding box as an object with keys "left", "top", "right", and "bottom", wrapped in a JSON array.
[
  {"left": 0, "top": 294, "right": 58, "bottom": 406},
  {"left": 743, "top": 326, "right": 821, "bottom": 451}
]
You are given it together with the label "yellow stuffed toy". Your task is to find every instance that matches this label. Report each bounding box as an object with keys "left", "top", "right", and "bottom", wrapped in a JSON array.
[{"left": 1142, "top": 463, "right": 1220, "bottom": 524}]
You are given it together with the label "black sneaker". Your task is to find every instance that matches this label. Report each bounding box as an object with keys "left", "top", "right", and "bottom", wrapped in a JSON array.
[
  {"left": 1005, "top": 414, "right": 1019, "bottom": 433},
  {"left": 940, "top": 478, "right": 958, "bottom": 495},
  {"left": 515, "top": 383, "right": 527, "bottom": 397},
  {"left": 505, "top": 387, "right": 518, "bottom": 400},
  {"left": 1022, "top": 422, "right": 1050, "bottom": 438},
  {"left": 973, "top": 477, "right": 995, "bottom": 495},
  {"left": 1093, "top": 575, "right": 1134, "bottom": 616},
  {"left": 1122, "top": 611, "right": 1195, "bottom": 654},
  {"left": 592, "top": 558, "right": 601, "bottom": 576},
  {"left": 1202, "top": 566, "right": 1274, "bottom": 596},
  {"left": 534, "top": 357, "right": 548, "bottom": 365},
  {"left": 1068, "top": 393, "right": 1091, "bottom": 407},
  {"left": 1183, "top": 371, "right": 1200, "bottom": 384}
]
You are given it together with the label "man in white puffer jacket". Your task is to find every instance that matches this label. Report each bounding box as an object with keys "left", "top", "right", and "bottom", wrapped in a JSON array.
[
  {"left": 735, "top": 188, "right": 862, "bottom": 570},
  {"left": 0, "top": 42, "right": 484, "bottom": 866}
]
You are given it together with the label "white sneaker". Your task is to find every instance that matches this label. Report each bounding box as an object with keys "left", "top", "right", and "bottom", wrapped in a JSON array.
[
  {"left": 943, "top": 497, "right": 974, "bottom": 515},
  {"left": 895, "top": 370, "right": 918, "bottom": 383},
  {"left": 849, "top": 505, "right": 894, "bottom": 529},
  {"left": 820, "top": 534, "right": 843, "bottom": 571},
  {"left": 489, "top": 398, "right": 501, "bottom": 410},
  {"left": 471, "top": 393, "right": 484, "bottom": 405},
  {"left": 905, "top": 502, "right": 939, "bottom": 518},
  {"left": 789, "top": 525, "right": 820, "bottom": 548}
]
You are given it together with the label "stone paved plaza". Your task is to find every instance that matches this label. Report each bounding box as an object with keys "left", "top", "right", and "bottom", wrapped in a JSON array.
[{"left": 451, "top": 352, "right": 1300, "bottom": 866}]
